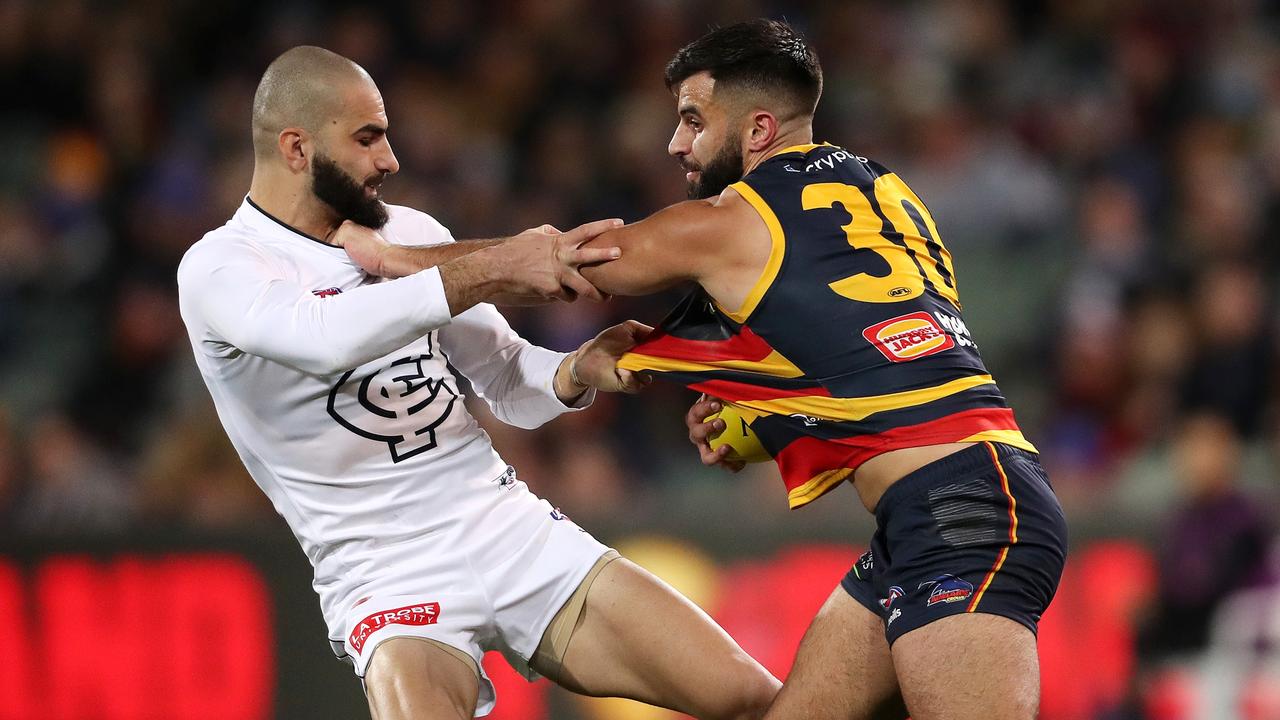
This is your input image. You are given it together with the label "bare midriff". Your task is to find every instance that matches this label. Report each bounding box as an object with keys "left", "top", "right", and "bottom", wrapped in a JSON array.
[{"left": 851, "top": 442, "right": 977, "bottom": 512}]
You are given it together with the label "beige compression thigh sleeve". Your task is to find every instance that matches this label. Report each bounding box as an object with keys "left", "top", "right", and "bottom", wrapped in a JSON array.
[{"left": 532, "top": 549, "right": 622, "bottom": 676}]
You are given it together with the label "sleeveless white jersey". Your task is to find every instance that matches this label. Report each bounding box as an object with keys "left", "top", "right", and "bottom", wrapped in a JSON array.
[{"left": 177, "top": 199, "right": 593, "bottom": 640}]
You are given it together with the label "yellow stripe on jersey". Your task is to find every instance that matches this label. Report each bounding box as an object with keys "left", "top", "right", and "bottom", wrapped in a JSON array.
[
  {"left": 734, "top": 374, "right": 998, "bottom": 423},
  {"left": 617, "top": 349, "right": 804, "bottom": 378},
  {"left": 770, "top": 142, "right": 828, "bottom": 157},
  {"left": 959, "top": 429, "right": 1038, "bottom": 454},
  {"left": 718, "top": 181, "right": 786, "bottom": 324},
  {"left": 786, "top": 468, "right": 854, "bottom": 508}
]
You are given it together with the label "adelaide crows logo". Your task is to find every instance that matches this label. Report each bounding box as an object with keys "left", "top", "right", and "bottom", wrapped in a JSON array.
[
  {"left": 327, "top": 334, "right": 458, "bottom": 462},
  {"left": 918, "top": 574, "right": 974, "bottom": 607}
]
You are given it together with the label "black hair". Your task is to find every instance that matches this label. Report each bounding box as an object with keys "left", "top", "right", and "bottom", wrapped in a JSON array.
[{"left": 664, "top": 19, "right": 822, "bottom": 116}]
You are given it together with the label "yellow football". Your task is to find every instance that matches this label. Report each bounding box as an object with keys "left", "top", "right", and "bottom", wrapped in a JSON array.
[{"left": 705, "top": 404, "right": 772, "bottom": 464}]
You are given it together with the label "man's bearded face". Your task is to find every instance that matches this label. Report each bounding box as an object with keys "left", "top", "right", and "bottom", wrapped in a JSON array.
[
  {"left": 682, "top": 134, "right": 745, "bottom": 200},
  {"left": 311, "top": 152, "right": 389, "bottom": 229}
]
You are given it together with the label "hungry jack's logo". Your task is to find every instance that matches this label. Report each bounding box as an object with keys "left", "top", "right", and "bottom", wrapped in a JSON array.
[{"left": 862, "top": 312, "right": 955, "bottom": 362}]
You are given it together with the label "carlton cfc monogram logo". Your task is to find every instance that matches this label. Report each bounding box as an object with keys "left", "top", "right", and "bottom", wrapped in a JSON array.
[
  {"left": 862, "top": 312, "right": 955, "bottom": 362},
  {"left": 327, "top": 333, "right": 458, "bottom": 462}
]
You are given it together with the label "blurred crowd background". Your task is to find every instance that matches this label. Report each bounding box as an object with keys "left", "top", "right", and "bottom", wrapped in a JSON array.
[{"left": 1, "top": 0, "right": 1279, "bottom": 717}]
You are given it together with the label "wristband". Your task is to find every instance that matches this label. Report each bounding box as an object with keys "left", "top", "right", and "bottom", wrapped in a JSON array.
[{"left": 569, "top": 352, "right": 587, "bottom": 388}]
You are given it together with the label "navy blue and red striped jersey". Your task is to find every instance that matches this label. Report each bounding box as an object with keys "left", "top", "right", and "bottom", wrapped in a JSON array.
[{"left": 620, "top": 143, "right": 1035, "bottom": 508}]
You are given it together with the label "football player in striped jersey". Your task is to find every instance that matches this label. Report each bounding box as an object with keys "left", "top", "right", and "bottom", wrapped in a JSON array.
[{"left": 575, "top": 19, "right": 1068, "bottom": 720}]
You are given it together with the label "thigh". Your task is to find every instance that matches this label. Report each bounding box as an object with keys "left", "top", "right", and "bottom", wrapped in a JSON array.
[
  {"left": 364, "top": 637, "right": 481, "bottom": 720},
  {"left": 340, "top": 592, "right": 497, "bottom": 715},
  {"left": 891, "top": 613, "right": 1038, "bottom": 720},
  {"left": 765, "top": 588, "right": 907, "bottom": 720},
  {"left": 871, "top": 446, "right": 1062, "bottom": 719},
  {"left": 540, "top": 557, "right": 781, "bottom": 720}
]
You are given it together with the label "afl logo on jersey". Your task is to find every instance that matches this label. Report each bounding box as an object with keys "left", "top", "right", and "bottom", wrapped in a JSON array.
[
  {"left": 327, "top": 333, "right": 459, "bottom": 462},
  {"left": 862, "top": 312, "right": 955, "bottom": 362}
]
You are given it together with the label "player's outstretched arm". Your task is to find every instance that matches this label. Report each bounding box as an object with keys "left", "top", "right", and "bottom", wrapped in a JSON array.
[
  {"left": 575, "top": 201, "right": 720, "bottom": 296},
  {"left": 337, "top": 221, "right": 566, "bottom": 280},
  {"left": 577, "top": 191, "right": 766, "bottom": 299},
  {"left": 338, "top": 232, "right": 503, "bottom": 279},
  {"left": 177, "top": 239, "right": 455, "bottom": 375},
  {"left": 334, "top": 219, "right": 622, "bottom": 310},
  {"left": 179, "top": 219, "right": 619, "bottom": 376}
]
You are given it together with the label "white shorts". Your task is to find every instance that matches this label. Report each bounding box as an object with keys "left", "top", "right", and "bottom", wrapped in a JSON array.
[{"left": 328, "top": 487, "right": 609, "bottom": 716}]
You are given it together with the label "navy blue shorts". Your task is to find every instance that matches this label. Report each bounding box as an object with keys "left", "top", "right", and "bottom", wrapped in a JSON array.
[{"left": 841, "top": 442, "right": 1067, "bottom": 645}]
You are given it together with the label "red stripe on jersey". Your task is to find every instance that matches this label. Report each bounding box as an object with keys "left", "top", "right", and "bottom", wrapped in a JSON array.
[
  {"left": 773, "top": 407, "right": 1022, "bottom": 498},
  {"left": 689, "top": 377, "right": 831, "bottom": 402},
  {"left": 630, "top": 326, "right": 776, "bottom": 363}
]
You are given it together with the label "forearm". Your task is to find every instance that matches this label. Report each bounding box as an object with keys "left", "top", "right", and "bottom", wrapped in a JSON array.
[
  {"left": 488, "top": 346, "right": 594, "bottom": 425},
  {"left": 552, "top": 352, "right": 590, "bottom": 404},
  {"left": 441, "top": 305, "right": 595, "bottom": 428},
  {"left": 379, "top": 238, "right": 504, "bottom": 278},
  {"left": 392, "top": 235, "right": 568, "bottom": 312},
  {"left": 437, "top": 245, "right": 515, "bottom": 315}
]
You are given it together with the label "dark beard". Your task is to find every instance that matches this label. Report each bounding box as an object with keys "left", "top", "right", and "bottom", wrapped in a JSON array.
[
  {"left": 311, "top": 153, "right": 389, "bottom": 229},
  {"left": 687, "top": 139, "right": 745, "bottom": 200}
]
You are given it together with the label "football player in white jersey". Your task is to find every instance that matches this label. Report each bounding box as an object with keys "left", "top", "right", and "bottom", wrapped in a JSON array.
[{"left": 176, "top": 46, "right": 778, "bottom": 720}]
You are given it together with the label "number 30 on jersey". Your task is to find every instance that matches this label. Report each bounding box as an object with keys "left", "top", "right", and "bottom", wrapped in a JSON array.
[{"left": 802, "top": 175, "right": 960, "bottom": 308}]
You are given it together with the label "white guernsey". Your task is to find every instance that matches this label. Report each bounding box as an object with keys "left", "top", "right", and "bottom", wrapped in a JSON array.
[{"left": 177, "top": 199, "right": 608, "bottom": 712}]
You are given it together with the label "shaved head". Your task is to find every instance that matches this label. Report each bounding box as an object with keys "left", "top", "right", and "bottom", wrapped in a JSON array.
[
  {"left": 252, "top": 46, "right": 372, "bottom": 159},
  {"left": 247, "top": 45, "right": 399, "bottom": 232}
]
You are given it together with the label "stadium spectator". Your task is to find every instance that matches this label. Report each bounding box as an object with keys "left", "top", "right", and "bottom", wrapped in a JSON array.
[{"left": 1138, "top": 413, "right": 1276, "bottom": 661}]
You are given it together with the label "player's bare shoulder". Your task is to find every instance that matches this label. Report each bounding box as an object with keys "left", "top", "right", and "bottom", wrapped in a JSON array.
[
  {"left": 714, "top": 184, "right": 772, "bottom": 237},
  {"left": 715, "top": 185, "right": 775, "bottom": 257},
  {"left": 684, "top": 186, "right": 775, "bottom": 311},
  {"left": 657, "top": 192, "right": 765, "bottom": 257}
]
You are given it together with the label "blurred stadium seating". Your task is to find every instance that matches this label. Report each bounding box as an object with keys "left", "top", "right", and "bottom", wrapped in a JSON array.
[{"left": 1, "top": 1, "right": 1278, "bottom": 718}]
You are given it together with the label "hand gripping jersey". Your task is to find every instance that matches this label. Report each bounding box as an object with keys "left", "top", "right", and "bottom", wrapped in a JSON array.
[{"left": 619, "top": 144, "right": 1035, "bottom": 509}]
